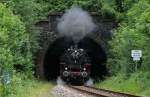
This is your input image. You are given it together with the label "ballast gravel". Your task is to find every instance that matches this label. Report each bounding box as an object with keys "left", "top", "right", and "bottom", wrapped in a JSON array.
[{"left": 53, "top": 85, "right": 91, "bottom": 97}]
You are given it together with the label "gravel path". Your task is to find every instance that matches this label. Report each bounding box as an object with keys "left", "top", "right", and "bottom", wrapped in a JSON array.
[{"left": 53, "top": 85, "right": 92, "bottom": 97}]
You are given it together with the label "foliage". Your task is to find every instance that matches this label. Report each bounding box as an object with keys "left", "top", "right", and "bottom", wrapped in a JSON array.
[
  {"left": 36, "top": 0, "right": 117, "bottom": 19},
  {"left": 96, "top": 71, "right": 150, "bottom": 97},
  {"left": 0, "top": 3, "right": 35, "bottom": 96},
  {"left": 108, "top": 0, "right": 150, "bottom": 75},
  {"left": 1, "top": 73, "right": 54, "bottom": 97},
  {"left": 122, "top": 0, "right": 139, "bottom": 12},
  {"left": 0, "top": 0, "right": 150, "bottom": 96},
  {"left": 1, "top": 0, "right": 43, "bottom": 54},
  {"left": 1, "top": 0, "right": 40, "bottom": 26},
  {"left": 0, "top": 3, "right": 33, "bottom": 71},
  {"left": 104, "top": 1, "right": 150, "bottom": 96}
]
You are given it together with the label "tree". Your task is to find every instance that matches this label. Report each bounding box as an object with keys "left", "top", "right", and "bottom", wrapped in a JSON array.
[
  {"left": 0, "top": 3, "right": 32, "bottom": 73},
  {"left": 108, "top": 0, "right": 150, "bottom": 75}
]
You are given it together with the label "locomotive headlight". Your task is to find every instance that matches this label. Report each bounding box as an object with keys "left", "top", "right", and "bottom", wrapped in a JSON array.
[
  {"left": 83, "top": 68, "right": 86, "bottom": 71},
  {"left": 65, "top": 67, "right": 68, "bottom": 70},
  {"left": 82, "top": 72, "right": 88, "bottom": 77},
  {"left": 63, "top": 71, "right": 69, "bottom": 77}
]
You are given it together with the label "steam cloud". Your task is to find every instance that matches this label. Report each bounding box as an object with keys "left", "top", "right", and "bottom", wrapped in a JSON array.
[
  {"left": 57, "top": 76, "right": 65, "bottom": 85},
  {"left": 84, "top": 78, "right": 94, "bottom": 86},
  {"left": 57, "top": 7, "right": 96, "bottom": 43}
]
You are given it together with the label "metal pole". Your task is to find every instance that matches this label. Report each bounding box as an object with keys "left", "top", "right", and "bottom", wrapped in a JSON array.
[{"left": 135, "top": 61, "right": 138, "bottom": 71}]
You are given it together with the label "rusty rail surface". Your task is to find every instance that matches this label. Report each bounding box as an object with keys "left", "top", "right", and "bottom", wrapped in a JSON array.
[{"left": 67, "top": 85, "right": 143, "bottom": 97}]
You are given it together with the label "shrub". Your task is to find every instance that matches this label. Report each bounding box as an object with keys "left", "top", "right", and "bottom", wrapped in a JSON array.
[
  {"left": 108, "top": 0, "right": 150, "bottom": 75},
  {"left": 0, "top": 2, "right": 33, "bottom": 79}
]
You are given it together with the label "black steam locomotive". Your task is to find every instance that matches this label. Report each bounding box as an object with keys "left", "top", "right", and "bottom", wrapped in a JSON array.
[{"left": 60, "top": 44, "right": 91, "bottom": 83}]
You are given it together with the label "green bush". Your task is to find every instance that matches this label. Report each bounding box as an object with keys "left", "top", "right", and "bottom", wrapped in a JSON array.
[
  {"left": 108, "top": 0, "right": 150, "bottom": 75},
  {"left": 1, "top": 0, "right": 43, "bottom": 53},
  {"left": 2, "top": 73, "right": 54, "bottom": 97},
  {"left": 1, "top": 0, "right": 39, "bottom": 25},
  {"left": 0, "top": 3, "right": 34, "bottom": 96},
  {"left": 96, "top": 71, "right": 150, "bottom": 96},
  {"left": 96, "top": 74, "right": 140, "bottom": 92},
  {"left": 0, "top": 2, "right": 32, "bottom": 76},
  {"left": 36, "top": 0, "right": 118, "bottom": 19}
]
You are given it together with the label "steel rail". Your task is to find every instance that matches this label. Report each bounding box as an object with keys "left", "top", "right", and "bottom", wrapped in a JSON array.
[{"left": 67, "top": 85, "right": 143, "bottom": 97}]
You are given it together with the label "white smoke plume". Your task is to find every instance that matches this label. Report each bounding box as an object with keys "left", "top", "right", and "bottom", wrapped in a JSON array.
[
  {"left": 57, "top": 76, "right": 65, "bottom": 85},
  {"left": 57, "top": 7, "right": 96, "bottom": 43},
  {"left": 84, "top": 78, "right": 94, "bottom": 86}
]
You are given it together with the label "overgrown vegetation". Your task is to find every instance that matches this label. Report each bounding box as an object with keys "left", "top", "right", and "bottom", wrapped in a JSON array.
[
  {"left": 2, "top": 73, "right": 54, "bottom": 97},
  {"left": 0, "top": 3, "right": 33, "bottom": 97},
  {"left": 0, "top": 1, "right": 117, "bottom": 96},
  {"left": 36, "top": 0, "right": 119, "bottom": 19},
  {"left": 96, "top": 71, "right": 150, "bottom": 96},
  {"left": 103, "top": 0, "right": 150, "bottom": 96},
  {"left": 0, "top": 0, "right": 150, "bottom": 97},
  {"left": 1, "top": 0, "right": 43, "bottom": 53},
  {"left": 108, "top": 0, "right": 150, "bottom": 83}
]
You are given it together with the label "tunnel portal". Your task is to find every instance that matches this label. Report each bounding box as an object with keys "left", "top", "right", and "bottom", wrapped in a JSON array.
[
  {"left": 35, "top": 13, "right": 117, "bottom": 80},
  {"left": 44, "top": 37, "right": 108, "bottom": 81}
]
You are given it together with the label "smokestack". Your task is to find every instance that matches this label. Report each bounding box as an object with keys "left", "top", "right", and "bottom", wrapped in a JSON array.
[{"left": 57, "top": 6, "right": 96, "bottom": 43}]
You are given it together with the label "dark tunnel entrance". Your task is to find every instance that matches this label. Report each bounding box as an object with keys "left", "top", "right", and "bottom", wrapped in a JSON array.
[{"left": 44, "top": 37, "right": 108, "bottom": 81}]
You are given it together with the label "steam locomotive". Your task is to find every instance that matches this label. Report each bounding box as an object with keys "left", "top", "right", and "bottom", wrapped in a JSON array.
[{"left": 60, "top": 44, "right": 91, "bottom": 84}]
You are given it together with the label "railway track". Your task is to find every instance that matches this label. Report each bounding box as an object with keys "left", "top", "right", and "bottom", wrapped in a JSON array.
[{"left": 67, "top": 85, "right": 143, "bottom": 97}]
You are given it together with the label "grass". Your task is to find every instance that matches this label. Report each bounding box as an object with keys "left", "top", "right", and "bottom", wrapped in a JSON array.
[
  {"left": 1, "top": 78, "right": 55, "bottom": 97},
  {"left": 0, "top": 83, "right": 2, "bottom": 97},
  {"left": 24, "top": 81, "right": 55, "bottom": 97},
  {"left": 0, "top": 72, "right": 56, "bottom": 97},
  {"left": 95, "top": 72, "right": 150, "bottom": 97},
  {"left": 19, "top": 81, "right": 55, "bottom": 97}
]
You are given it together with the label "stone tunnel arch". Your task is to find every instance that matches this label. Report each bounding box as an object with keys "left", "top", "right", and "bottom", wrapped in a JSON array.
[
  {"left": 43, "top": 37, "right": 108, "bottom": 80},
  {"left": 35, "top": 13, "right": 117, "bottom": 80}
]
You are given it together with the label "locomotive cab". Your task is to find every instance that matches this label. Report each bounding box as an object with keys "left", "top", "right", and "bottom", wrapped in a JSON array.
[{"left": 60, "top": 45, "right": 91, "bottom": 83}]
